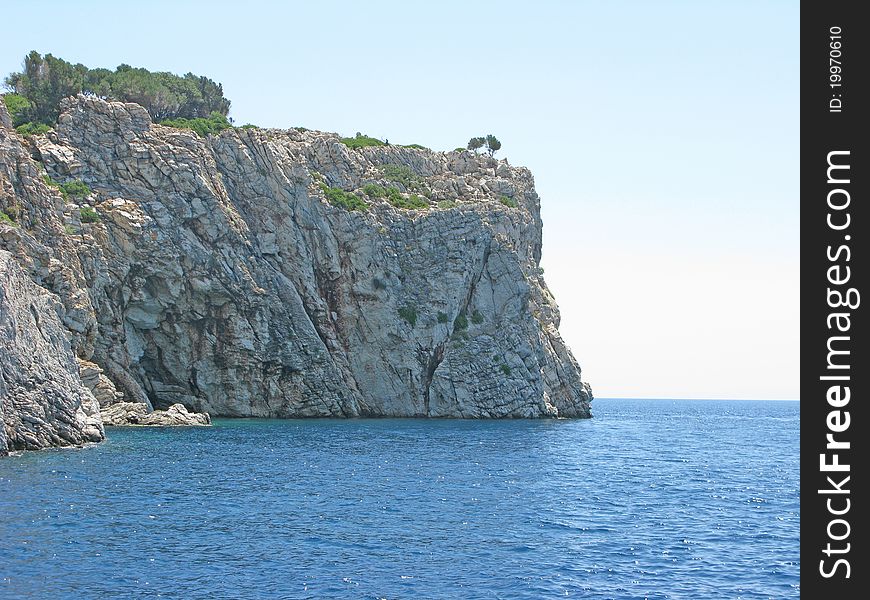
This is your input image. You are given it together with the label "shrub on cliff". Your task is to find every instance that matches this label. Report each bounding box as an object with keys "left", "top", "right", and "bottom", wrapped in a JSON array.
[
  {"left": 363, "top": 184, "right": 387, "bottom": 198},
  {"left": 499, "top": 195, "right": 518, "bottom": 208},
  {"left": 319, "top": 183, "right": 368, "bottom": 212},
  {"left": 15, "top": 122, "right": 51, "bottom": 137},
  {"left": 398, "top": 305, "right": 418, "bottom": 326},
  {"left": 79, "top": 207, "right": 100, "bottom": 223},
  {"left": 160, "top": 112, "right": 233, "bottom": 137},
  {"left": 42, "top": 175, "right": 91, "bottom": 199},
  {"left": 2, "top": 93, "right": 31, "bottom": 126},
  {"left": 381, "top": 164, "right": 423, "bottom": 192},
  {"left": 388, "top": 193, "right": 428, "bottom": 210},
  {"left": 0, "top": 210, "right": 18, "bottom": 226},
  {"left": 60, "top": 180, "right": 91, "bottom": 198},
  {"left": 340, "top": 133, "right": 385, "bottom": 149}
]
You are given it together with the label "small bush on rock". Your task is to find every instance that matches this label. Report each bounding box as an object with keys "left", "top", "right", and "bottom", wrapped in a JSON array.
[
  {"left": 363, "top": 184, "right": 386, "bottom": 198},
  {"left": 80, "top": 206, "right": 100, "bottom": 223},
  {"left": 398, "top": 305, "right": 418, "bottom": 326},
  {"left": 2, "top": 93, "right": 31, "bottom": 126},
  {"left": 381, "top": 164, "right": 420, "bottom": 189},
  {"left": 388, "top": 193, "right": 428, "bottom": 210},
  {"left": 160, "top": 111, "right": 233, "bottom": 137},
  {"left": 340, "top": 133, "right": 385, "bottom": 149},
  {"left": 319, "top": 183, "right": 368, "bottom": 212},
  {"left": 15, "top": 122, "right": 51, "bottom": 136},
  {"left": 3, "top": 204, "right": 20, "bottom": 221},
  {"left": 60, "top": 180, "right": 91, "bottom": 198},
  {"left": 0, "top": 211, "right": 18, "bottom": 226}
]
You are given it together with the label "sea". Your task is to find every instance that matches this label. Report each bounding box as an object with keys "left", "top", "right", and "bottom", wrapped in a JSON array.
[{"left": 0, "top": 399, "right": 799, "bottom": 599}]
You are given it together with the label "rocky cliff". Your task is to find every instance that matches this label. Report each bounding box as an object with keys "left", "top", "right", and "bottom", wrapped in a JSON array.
[
  {"left": 1, "top": 95, "right": 591, "bottom": 451},
  {"left": 1, "top": 251, "right": 104, "bottom": 455}
]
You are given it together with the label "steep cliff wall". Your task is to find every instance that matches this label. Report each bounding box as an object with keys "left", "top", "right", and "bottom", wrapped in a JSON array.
[
  {"left": 1, "top": 95, "right": 591, "bottom": 438},
  {"left": 1, "top": 251, "right": 104, "bottom": 455}
]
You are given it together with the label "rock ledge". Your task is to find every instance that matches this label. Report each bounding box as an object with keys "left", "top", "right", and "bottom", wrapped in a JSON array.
[{"left": 101, "top": 402, "right": 211, "bottom": 427}]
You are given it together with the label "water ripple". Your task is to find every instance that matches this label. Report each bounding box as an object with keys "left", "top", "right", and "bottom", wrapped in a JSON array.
[{"left": 0, "top": 399, "right": 799, "bottom": 599}]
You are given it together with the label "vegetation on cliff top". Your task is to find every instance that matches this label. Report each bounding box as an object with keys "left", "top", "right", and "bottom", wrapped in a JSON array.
[
  {"left": 3, "top": 53, "right": 508, "bottom": 154},
  {"left": 160, "top": 112, "right": 233, "bottom": 137},
  {"left": 467, "top": 134, "right": 502, "bottom": 156},
  {"left": 3, "top": 51, "right": 230, "bottom": 127},
  {"left": 340, "top": 133, "right": 385, "bottom": 149}
]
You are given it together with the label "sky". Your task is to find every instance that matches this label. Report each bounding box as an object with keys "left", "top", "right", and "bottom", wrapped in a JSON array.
[{"left": 1, "top": 0, "right": 799, "bottom": 400}]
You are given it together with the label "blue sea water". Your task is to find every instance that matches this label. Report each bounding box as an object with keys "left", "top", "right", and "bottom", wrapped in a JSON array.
[{"left": 0, "top": 399, "right": 799, "bottom": 599}]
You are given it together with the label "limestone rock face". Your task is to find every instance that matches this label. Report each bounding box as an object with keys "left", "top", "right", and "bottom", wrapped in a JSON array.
[
  {"left": 101, "top": 402, "right": 210, "bottom": 426},
  {"left": 1, "top": 251, "right": 104, "bottom": 455},
  {"left": 1, "top": 95, "right": 591, "bottom": 425},
  {"left": 77, "top": 359, "right": 125, "bottom": 407}
]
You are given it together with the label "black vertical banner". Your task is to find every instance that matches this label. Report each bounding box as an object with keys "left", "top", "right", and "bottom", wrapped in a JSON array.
[{"left": 802, "top": 1, "right": 868, "bottom": 596}]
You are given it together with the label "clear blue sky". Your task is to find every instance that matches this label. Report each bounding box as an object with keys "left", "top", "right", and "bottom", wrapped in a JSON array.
[{"left": 1, "top": 0, "right": 799, "bottom": 400}]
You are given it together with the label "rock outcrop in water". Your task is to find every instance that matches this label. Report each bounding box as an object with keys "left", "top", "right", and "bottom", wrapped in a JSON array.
[
  {"left": 1, "top": 95, "right": 591, "bottom": 452},
  {"left": 101, "top": 402, "right": 211, "bottom": 426}
]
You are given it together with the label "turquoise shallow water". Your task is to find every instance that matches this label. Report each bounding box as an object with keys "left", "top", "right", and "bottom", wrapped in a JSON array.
[{"left": 0, "top": 399, "right": 799, "bottom": 599}]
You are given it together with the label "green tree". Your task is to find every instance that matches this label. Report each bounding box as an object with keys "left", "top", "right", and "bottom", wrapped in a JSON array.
[
  {"left": 485, "top": 134, "right": 501, "bottom": 157},
  {"left": 184, "top": 73, "right": 231, "bottom": 117},
  {"left": 4, "top": 51, "right": 85, "bottom": 124},
  {"left": 81, "top": 67, "right": 114, "bottom": 97},
  {"left": 467, "top": 136, "right": 485, "bottom": 152}
]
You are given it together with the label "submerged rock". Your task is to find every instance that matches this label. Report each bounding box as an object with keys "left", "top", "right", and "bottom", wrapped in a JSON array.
[
  {"left": 101, "top": 402, "right": 210, "bottom": 426},
  {"left": 1, "top": 93, "right": 591, "bottom": 454}
]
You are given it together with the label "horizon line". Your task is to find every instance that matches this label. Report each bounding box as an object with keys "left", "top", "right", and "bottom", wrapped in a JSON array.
[{"left": 594, "top": 397, "right": 799, "bottom": 402}]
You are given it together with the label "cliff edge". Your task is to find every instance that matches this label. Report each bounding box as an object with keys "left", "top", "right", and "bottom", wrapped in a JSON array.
[{"left": 1, "top": 95, "right": 591, "bottom": 450}]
